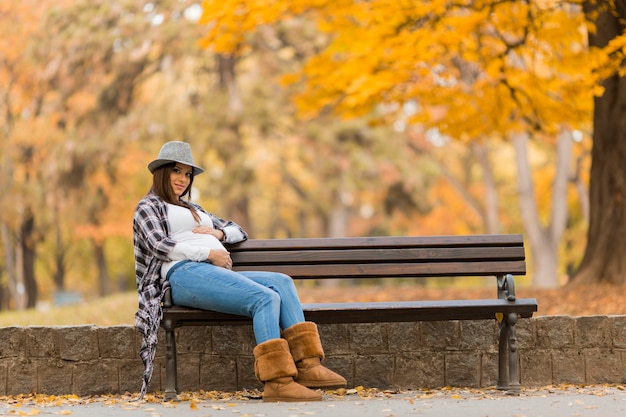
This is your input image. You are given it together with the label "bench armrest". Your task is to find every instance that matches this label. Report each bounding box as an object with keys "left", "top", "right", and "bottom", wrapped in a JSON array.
[
  {"left": 162, "top": 288, "right": 174, "bottom": 308},
  {"left": 497, "top": 274, "right": 516, "bottom": 301}
]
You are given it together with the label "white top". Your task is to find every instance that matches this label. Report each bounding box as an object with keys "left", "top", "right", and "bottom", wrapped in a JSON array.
[{"left": 161, "top": 203, "right": 227, "bottom": 278}]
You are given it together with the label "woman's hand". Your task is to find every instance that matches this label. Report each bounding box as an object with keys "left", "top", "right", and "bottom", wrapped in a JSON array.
[
  {"left": 208, "top": 249, "right": 232, "bottom": 269},
  {"left": 192, "top": 226, "right": 225, "bottom": 241}
]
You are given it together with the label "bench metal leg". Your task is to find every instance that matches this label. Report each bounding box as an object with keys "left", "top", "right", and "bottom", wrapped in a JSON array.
[
  {"left": 497, "top": 321, "right": 509, "bottom": 389},
  {"left": 505, "top": 312, "right": 521, "bottom": 390},
  {"left": 496, "top": 313, "right": 521, "bottom": 391},
  {"left": 163, "top": 319, "right": 179, "bottom": 401}
]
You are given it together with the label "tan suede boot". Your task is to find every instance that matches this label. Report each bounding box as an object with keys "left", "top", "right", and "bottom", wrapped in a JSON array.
[
  {"left": 282, "top": 322, "right": 347, "bottom": 388},
  {"left": 253, "top": 338, "right": 322, "bottom": 402}
]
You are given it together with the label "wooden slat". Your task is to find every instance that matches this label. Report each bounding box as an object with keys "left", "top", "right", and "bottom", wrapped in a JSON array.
[
  {"left": 163, "top": 298, "right": 538, "bottom": 325},
  {"left": 303, "top": 299, "right": 537, "bottom": 323},
  {"left": 232, "top": 260, "right": 526, "bottom": 279},
  {"left": 228, "top": 234, "right": 524, "bottom": 252},
  {"left": 231, "top": 246, "right": 525, "bottom": 266}
]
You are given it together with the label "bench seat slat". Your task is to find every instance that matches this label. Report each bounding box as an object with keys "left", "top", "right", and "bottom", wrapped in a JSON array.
[
  {"left": 232, "top": 260, "right": 526, "bottom": 279},
  {"left": 228, "top": 234, "right": 524, "bottom": 251},
  {"left": 231, "top": 247, "right": 525, "bottom": 265},
  {"left": 163, "top": 298, "right": 537, "bottom": 325}
]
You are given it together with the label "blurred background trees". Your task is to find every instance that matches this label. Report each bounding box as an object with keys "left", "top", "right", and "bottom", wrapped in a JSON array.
[{"left": 0, "top": 0, "right": 623, "bottom": 311}]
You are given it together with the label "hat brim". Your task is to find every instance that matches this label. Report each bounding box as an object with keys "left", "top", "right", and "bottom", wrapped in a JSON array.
[{"left": 148, "top": 159, "right": 205, "bottom": 175}]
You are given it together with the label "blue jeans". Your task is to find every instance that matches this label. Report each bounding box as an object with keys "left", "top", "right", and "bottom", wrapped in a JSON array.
[{"left": 167, "top": 261, "right": 305, "bottom": 344}]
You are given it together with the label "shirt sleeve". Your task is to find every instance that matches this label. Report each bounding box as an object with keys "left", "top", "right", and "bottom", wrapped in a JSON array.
[
  {"left": 134, "top": 199, "right": 177, "bottom": 261},
  {"left": 193, "top": 204, "right": 248, "bottom": 244}
]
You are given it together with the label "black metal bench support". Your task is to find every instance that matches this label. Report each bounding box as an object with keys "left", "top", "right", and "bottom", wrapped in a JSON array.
[{"left": 162, "top": 316, "right": 178, "bottom": 400}]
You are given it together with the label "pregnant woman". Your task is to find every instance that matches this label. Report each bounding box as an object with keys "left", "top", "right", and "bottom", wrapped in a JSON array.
[{"left": 133, "top": 141, "right": 346, "bottom": 401}]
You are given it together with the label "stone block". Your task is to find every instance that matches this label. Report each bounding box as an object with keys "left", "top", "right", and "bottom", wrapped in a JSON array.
[
  {"left": 394, "top": 352, "right": 445, "bottom": 389},
  {"left": 236, "top": 355, "right": 259, "bottom": 390},
  {"left": 98, "top": 326, "right": 137, "bottom": 359},
  {"left": 25, "top": 327, "right": 57, "bottom": 358},
  {"left": 176, "top": 353, "right": 200, "bottom": 392},
  {"left": 354, "top": 354, "right": 394, "bottom": 388},
  {"left": 422, "top": 321, "right": 460, "bottom": 350},
  {"left": 388, "top": 322, "right": 421, "bottom": 353},
  {"left": 0, "top": 327, "right": 25, "bottom": 358},
  {"left": 7, "top": 358, "right": 37, "bottom": 395},
  {"left": 0, "top": 361, "right": 7, "bottom": 395},
  {"left": 198, "top": 355, "right": 237, "bottom": 391},
  {"left": 575, "top": 316, "right": 612, "bottom": 348},
  {"left": 552, "top": 349, "right": 584, "bottom": 384},
  {"left": 444, "top": 351, "right": 480, "bottom": 387},
  {"left": 36, "top": 358, "right": 72, "bottom": 394},
  {"left": 584, "top": 348, "right": 623, "bottom": 384},
  {"left": 535, "top": 316, "right": 574, "bottom": 349},
  {"left": 323, "top": 355, "right": 353, "bottom": 386},
  {"left": 119, "top": 359, "right": 143, "bottom": 394},
  {"left": 515, "top": 318, "right": 535, "bottom": 348},
  {"left": 58, "top": 326, "right": 99, "bottom": 361},
  {"left": 350, "top": 324, "right": 389, "bottom": 355},
  {"left": 176, "top": 327, "right": 210, "bottom": 354},
  {"left": 212, "top": 326, "right": 255, "bottom": 355},
  {"left": 73, "top": 359, "right": 119, "bottom": 396},
  {"left": 611, "top": 316, "right": 626, "bottom": 348},
  {"left": 520, "top": 349, "right": 552, "bottom": 387},
  {"left": 480, "top": 351, "right": 498, "bottom": 387},
  {"left": 459, "top": 320, "right": 496, "bottom": 350},
  {"left": 319, "top": 323, "right": 351, "bottom": 355}
]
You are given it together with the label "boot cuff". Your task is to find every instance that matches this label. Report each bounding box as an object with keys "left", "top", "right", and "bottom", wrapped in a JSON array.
[
  {"left": 253, "top": 339, "right": 297, "bottom": 382},
  {"left": 282, "top": 322, "right": 324, "bottom": 362},
  {"left": 282, "top": 321, "right": 318, "bottom": 339}
]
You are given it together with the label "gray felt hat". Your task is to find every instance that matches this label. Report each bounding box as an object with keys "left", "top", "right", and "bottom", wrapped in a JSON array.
[{"left": 148, "top": 141, "right": 205, "bottom": 175}]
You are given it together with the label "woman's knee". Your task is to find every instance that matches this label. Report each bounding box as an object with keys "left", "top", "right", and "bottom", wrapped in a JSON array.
[
  {"left": 253, "top": 287, "right": 281, "bottom": 312},
  {"left": 272, "top": 272, "right": 296, "bottom": 290}
]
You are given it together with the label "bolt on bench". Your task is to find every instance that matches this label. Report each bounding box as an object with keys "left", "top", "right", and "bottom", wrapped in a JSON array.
[{"left": 161, "top": 234, "right": 537, "bottom": 400}]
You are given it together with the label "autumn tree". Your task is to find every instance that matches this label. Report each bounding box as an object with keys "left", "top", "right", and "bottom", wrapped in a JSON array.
[
  {"left": 573, "top": 0, "right": 626, "bottom": 285},
  {"left": 0, "top": 0, "right": 71, "bottom": 309},
  {"left": 198, "top": 0, "right": 624, "bottom": 286},
  {"left": 197, "top": 5, "right": 407, "bottom": 240}
]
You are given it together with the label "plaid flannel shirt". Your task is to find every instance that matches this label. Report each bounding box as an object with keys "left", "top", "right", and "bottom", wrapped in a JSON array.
[{"left": 133, "top": 191, "right": 247, "bottom": 398}]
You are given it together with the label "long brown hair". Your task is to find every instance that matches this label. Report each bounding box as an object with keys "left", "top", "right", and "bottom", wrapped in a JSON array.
[{"left": 151, "top": 163, "right": 200, "bottom": 222}]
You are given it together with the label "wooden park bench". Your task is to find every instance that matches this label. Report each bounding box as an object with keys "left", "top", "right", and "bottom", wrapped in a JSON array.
[{"left": 161, "top": 234, "right": 537, "bottom": 400}]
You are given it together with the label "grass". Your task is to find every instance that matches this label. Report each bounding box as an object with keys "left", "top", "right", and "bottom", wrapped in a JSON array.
[{"left": 0, "top": 292, "right": 137, "bottom": 327}]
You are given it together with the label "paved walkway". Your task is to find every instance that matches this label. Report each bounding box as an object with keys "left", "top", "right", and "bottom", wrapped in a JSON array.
[{"left": 2, "top": 385, "right": 625, "bottom": 417}]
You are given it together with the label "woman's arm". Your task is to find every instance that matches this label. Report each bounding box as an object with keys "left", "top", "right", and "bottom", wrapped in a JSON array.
[
  {"left": 134, "top": 198, "right": 176, "bottom": 261},
  {"left": 192, "top": 203, "right": 248, "bottom": 244}
]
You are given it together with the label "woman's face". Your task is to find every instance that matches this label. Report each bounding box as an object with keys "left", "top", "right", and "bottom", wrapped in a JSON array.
[{"left": 170, "top": 163, "right": 193, "bottom": 198}]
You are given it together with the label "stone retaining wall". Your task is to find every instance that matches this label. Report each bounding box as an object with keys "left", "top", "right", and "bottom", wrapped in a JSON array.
[{"left": 0, "top": 315, "right": 625, "bottom": 396}]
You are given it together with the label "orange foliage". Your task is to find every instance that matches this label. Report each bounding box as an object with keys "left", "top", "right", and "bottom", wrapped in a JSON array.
[{"left": 195, "top": 0, "right": 622, "bottom": 140}]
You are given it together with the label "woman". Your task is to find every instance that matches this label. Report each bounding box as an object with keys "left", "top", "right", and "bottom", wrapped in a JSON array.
[{"left": 133, "top": 141, "right": 345, "bottom": 401}]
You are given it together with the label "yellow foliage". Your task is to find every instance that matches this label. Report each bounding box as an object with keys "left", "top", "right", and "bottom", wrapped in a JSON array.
[{"left": 197, "top": 0, "right": 613, "bottom": 141}]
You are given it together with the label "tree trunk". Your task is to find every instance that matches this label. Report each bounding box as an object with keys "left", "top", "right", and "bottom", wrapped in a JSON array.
[
  {"left": 21, "top": 209, "right": 38, "bottom": 308},
  {"left": 572, "top": 0, "right": 626, "bottom": 285},
  {"left": 513, "top": 132, "right": 571, "bottom": 288},
  {"left": 216, "top": 54, "right": 253, "bottom": 234},
  {"left": 0, "top": 224, "right": 18, "bottom": 310},
  {"left": 471, "top": 143, "right": 499, "bottom": 234},
  {"left": 93, "top": 240, "right": 110, "bottom": 297}
]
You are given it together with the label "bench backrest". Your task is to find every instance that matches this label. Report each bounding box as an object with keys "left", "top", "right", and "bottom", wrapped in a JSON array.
[{"left": 228, "top": 234, "right": 525, "bottom": 280}]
